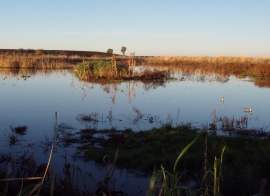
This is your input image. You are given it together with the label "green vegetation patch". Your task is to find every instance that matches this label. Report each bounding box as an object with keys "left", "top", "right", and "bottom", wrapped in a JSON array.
[
  {"left": 74, "top": 60, "right": 129, "bottom": 81},
  {"left": 82, "top": 127, "right": 199, "bottom": 172},
  {"left": 80, "top": 127, "right": 270, "bottom": 195}
]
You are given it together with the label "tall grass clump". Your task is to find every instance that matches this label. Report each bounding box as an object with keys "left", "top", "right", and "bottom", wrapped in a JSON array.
[
  {"left": 147, "top": 136, "right": 226, "bottom": 196},
  {"left": 148, "top": 137, "right": 198, "bottom": 196},
  {"left": 73, "top": 60, "right": 129, "bottom": 80},
  {"left": 201, "top": 146, "right": 226, "bottom": 196},
  {"left": 74, "top": 56, "right": 170, "bottom": 82}
]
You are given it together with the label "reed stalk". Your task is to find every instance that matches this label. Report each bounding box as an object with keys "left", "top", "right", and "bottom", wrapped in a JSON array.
[
  {"left": 148, "top": 136, "right": 198, "bottom": 196},
  {"left": 201, "top": 146, "right": 226, "bottom": 196}
]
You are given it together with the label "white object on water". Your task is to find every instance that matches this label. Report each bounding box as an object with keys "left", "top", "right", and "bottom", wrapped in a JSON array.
[
  {"left": 220, "top": 97, "right": 224, "bottom": 103},
  {"left": 245, "top": 107, "right": 252, "bottom": 113}
]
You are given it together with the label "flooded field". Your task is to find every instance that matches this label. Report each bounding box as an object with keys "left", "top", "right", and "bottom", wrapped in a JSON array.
[{"left": 1, "top": 67, "right": 270, "bottom": 194}]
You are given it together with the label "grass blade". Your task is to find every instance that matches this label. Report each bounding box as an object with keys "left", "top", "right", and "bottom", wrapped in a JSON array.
[
  {"left": 148, "top": 170, "right": 164, "bottom": 196},
  {"left": 173, "top": 136, "right": 198, "bottom": 173}
]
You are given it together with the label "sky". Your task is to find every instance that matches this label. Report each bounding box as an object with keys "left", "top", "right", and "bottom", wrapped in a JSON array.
[{"left": 1, "top": 1, "right": 270, "bottom": 57}]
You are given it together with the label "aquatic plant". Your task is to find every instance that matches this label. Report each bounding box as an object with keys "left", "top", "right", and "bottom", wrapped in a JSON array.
[
  {"left": 148, "top": 136, "right": 198, "bottom": 196},
  {"left": 201, "top": 146, "right": 226, "bottom": 196},
  {"left": 73, "top": 59, "right": 129, "bottom": 80},
  {"left": 73, "top": 56, "right": 170, "bottom": 82}
]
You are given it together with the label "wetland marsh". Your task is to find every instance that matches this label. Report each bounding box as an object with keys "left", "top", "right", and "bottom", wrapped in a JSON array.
[{"left": 1, "top": 51, "right": 270, "bottom": 195}]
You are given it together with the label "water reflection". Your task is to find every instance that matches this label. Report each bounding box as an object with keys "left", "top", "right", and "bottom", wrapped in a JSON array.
[
  {"left": 1, "top": 67, "right": 270, "bottom": 132},
  {"left": 1, "top": 67, "right": 270, "bottom": 195},
  {"left": 145, "top": 64, "right": 270, "bottom": 87},
  {"left": 253, "top": 77, "right": 270, "bottom": 88},
  {"left": 71, "top": 78, "right": 166, "bottom": 104}
]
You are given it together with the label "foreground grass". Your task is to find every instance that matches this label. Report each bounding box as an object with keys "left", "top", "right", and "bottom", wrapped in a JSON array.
[
  {"left": 2, "top": 123, "right": 270, "bottom": 195},
  {"left": 80, "top": 126, "right": 270, "bottom": 195}
]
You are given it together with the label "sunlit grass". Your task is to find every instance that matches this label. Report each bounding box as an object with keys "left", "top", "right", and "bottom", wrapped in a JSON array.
[{"left": 144, "top": 55, "right": 270, "bottom": 79}]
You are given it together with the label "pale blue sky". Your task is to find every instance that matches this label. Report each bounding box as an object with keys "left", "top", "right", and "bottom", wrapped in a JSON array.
[{"left": 1, "top": 1, "right": 269, "bottom": 56}]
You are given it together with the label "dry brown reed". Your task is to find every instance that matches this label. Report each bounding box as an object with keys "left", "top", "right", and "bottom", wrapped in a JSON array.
[
  {"left": 0, "top": 52, "right": 77, "bottom": 69},
  {"left": 0, "top": 49, "right": 143, "bottom": 69},
  {"left": 144, "top": 55, "right": 270, "bottom": 78}
]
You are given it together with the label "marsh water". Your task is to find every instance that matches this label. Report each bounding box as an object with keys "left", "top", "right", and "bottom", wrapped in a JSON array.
[{"left": 1, "top": 67, "right": 270, "bottom": 194}]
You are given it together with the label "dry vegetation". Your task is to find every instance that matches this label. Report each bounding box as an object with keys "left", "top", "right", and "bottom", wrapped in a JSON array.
[
  {"left": 0, "top": 49, "right": 145, "bottom": 69},
  {"left": 144, "top": 55, "right": 270, "bottom": 78},
  {"left": 0, "top": 49, "right": 80, "bottom": 69},
  {"left": 2, "top": 49, "right": 269, "bottom": 80}
]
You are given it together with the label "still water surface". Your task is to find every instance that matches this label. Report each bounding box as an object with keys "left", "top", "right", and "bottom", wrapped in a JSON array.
[{"left": 1, "top": 68, "right": 270, "bottom": 194}]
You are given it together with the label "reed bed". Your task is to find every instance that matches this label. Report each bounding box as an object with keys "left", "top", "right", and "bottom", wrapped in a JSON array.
[
  {"left": 0, "top": 49, "right": 143, "bottom": 69},
  {"left": 144, "top": 56, "right": 270, "bottom": 78},
  {"left": 0, "top": 53, "right": 78, "bottom": 69},
  {"left": 73, "top": 57, "right": 170, "bottom": 82}
]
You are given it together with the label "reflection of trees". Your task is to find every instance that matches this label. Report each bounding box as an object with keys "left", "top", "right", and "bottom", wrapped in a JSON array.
[
  {"left": 72, "top": 70, "right": 232, "bottom": 104},
  {"left": 0, "top": 68, "right": 50, "bottom": 76},
  {"left": 111, "top": 84, "right": 117, "bottom": 104},
  {"left": 141, "top": 81, "right": 166, "bottom": 91},
  {"left": 71, "top": 79, "right": 93, "bottom": 101},
  {"left": 148, "top": 61, "right": 270, "bottom": 87},
  {"left": 99, "top": 81, "right": 166, "bottom": 103},
  {"left": 100, "top": 84, "right": 111, "bottom": 94},
  {"left": 173, "top": 71, "right": 230, "bottom": 84},
  {"left": 0, "top": 68, "right": 67, "bottom": 81},
  {"left": 126, "top": 81, "right": 136, "bottom": 103},
  {"left": 141, "top": 64, "right": 231, "bottom": 84},
  {"left": 100, "top": 81, "right": 168, "bottom": 103},
  {"left": 253, "top": 78, "right": 270, "bottom": 88},
  {"left": 72, "top": 78, "right": 168, "bottom": 104},
  {"left": 215, "top": 75, "right": 229, "bottom": 83}
]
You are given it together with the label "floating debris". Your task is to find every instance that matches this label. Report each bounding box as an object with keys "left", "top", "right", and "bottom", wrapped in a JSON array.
[
  {"left": 77, "top": 113, "right": 100, "bottom": 122},
  {"left": 21, "top": 75, "right": 31, "bottom": 78},
  {"left": 220, "top": 97, "right": 224, "bottom": 103},
  {"left": 11, "top": 125, "right": 28, "bottom": 135},
  {"left": 245, "top": 107, "right": 252, "bottom": 112},
  {"left": 244, "top": 107, "right": 252, "bottom": 115}
]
